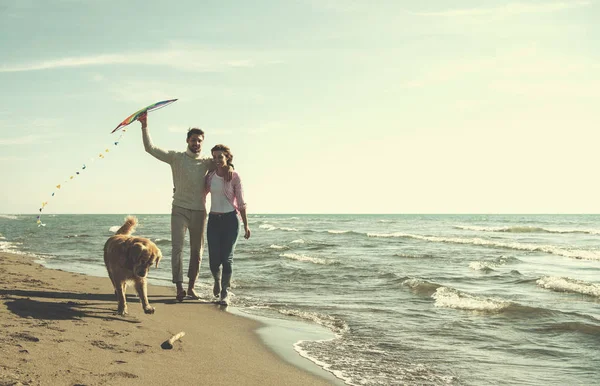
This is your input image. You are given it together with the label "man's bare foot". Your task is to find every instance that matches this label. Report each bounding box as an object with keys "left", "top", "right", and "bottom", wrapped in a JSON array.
[{"left": 176, "top": 290, "right": 186, "bottom": 302}]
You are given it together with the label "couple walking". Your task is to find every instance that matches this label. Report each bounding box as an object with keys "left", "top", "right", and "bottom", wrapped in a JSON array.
[{"left": 138, "top": 112, "right": 250, "bottom": 306}]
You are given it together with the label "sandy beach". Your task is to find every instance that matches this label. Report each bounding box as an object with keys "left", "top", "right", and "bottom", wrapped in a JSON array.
[{"left": 0, "top": 252, "right": 333, "bottom": 385}]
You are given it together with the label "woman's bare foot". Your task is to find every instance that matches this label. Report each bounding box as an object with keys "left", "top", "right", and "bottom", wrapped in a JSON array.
[{"left": 187, "top": 288, "right": 200, "bottom": 300}]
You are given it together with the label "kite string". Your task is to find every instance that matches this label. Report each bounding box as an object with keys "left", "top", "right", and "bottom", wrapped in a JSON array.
[
  {"left": 36, "top": 128, "right": 129, "bottom": 226},
  {"left": 36, "top": 98, "right": 177, "bottom": 226}
]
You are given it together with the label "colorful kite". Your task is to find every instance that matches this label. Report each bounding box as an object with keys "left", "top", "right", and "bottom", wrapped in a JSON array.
[
  {"left": 36, "top": 99, "right": 178, "bottom": 226},
  {"left": 111, "top": 98, "right": 178, "bottom": 133}
]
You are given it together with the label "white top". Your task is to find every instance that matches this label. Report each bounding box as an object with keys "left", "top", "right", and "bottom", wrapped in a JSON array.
[{"left": 209, "top": 174, "right": 236, "bottom": 213}]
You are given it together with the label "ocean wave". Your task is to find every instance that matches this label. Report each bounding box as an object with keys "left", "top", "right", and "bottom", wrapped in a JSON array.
[
  {"left": 278, "top": 308, "right": 349, "bottom": 336},
  {"left": 367, "top": 232, "right": 600, "bottom": 261},
  {"left": 394, "top": 252, "right": 438, "bottom": 259},
  {"left": 0, "top": 214, "right": 18, "bottom": 220},
  {"left": 432, "top": 287, "right": 511, "bottom": 312},
  {"left": 258, "top": 224, "right": 298, "bottom": 232},
  {"left": 269, "top": 244, "right": 286, "bottom": 250},
  {"left": 279, "top": 253, "right": 329, "bottom": 265},
  {"left": 290, "top": 239, "right": 305, "bottom": 244},
  {"left": 258, "top": 224, "right": 277, "bottom": 231},
  {"left": 293, "top": 342, "right": 353, "bottom": 385},
  {"left": 402, "top": 278, "right": 441, "bottom": 296},
  {"left": 536, "top": 276, "right": 600, "bottom": 298},
  {"left": 537, "top": 322, "right": 600, "bottom": 336},
  {"left": 64, "top": 234, "right": 91, "bottom": 238},
  {"left": 469, "top": 261, "right": 496, "bottom": 272},
  {"left": 0, "top": 240, "right": 27, "bottom": 255},
  {"left": 468, "top": 255, "right": 518, "bottom": 272},
  {"left": 108, "top": 225, "right": 120, "bottom": 233},
  {"left": 454, "top": 225, "right": 600, "bottom": 235},
  {"left": 327, "top": 230, "right": 350, "bottom": 234},
  {"left": 154, "top": 238, "right": 171, "bottom": 246}
]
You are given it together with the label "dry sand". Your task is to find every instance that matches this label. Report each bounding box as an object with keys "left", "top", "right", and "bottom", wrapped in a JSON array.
[{"left": 0, "top": 252, "right": 333, "bottom": 385}]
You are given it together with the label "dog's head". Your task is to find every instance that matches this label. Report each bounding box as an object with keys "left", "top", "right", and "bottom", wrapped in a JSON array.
[{"left": 128, "top": 239, "right": 162, "bottom": 278}]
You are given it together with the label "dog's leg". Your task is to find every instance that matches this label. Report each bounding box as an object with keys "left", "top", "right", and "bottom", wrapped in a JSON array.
[
  {"left": 134, "top": 278, "right": 155, "bottom": 314},
  {"left": 116, "top": 281, "right": 128, "bottom": 316}
]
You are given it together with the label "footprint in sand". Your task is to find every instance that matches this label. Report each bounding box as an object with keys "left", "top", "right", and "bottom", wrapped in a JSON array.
[
  {"left": 91, "top": 340, "right": 120, "bottom": 351},
  {"left": 13, "top": 332, "right": 40, "bottom": 342},
  {"left": 104, "top": 371, "right": 138, "bottom": 379}
]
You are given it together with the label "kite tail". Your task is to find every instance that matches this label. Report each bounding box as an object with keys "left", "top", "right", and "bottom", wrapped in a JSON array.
[{"left": 115, "top": 216, "right": 138, "bottom": 236}]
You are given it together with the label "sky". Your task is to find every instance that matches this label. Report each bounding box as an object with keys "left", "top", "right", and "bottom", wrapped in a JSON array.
[{"left": 1, "top": 0, "right": 599, "bottom": 214}]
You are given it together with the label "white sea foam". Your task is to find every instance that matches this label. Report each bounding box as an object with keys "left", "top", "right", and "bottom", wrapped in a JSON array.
[
  {"left": 269, "top": 244, "right": 286, "bottom": 250},
  {"left": 256, "top": 224, "right": 298, "bottom": 232},
  {"left": 278, "top": 308, "right": 349, "bottom": 336},
  {"left": 290, "top": 239, "right": 305, "bottom": 244},
  {"left": 537, "top": 276, "right": 600, "bottom": 298},
  {"left": 431, "top": 287, "right": 511, "bottom": 311},
  {"left": 0, "top": 240, "right": 25, "bottom": 254},
  {"left": 109, "top": 225, "right": 120, "bottom": 233},
  {"left": 0, "top": 214, "right": 18, "bottom": 220},
  {"left": 455, "top": 225, "right": 600, "bottom": 235},
  {"left": 293, "top": 341, "right": 354, "bottom": 385},
  {"left": 328, "top": 230, "right": 350, "bottom": 234},
  {"left": 368, "top": 232, "right": 600, "bottom": 261},
  {"left": 279, "top": 227, "right": 299, "bottom": 232},
  {"left": 280, "top": 253, "right": 327, "bottom": 265},
  {"left": 469, "top": 261, "right": 496, "bottom": 272}
]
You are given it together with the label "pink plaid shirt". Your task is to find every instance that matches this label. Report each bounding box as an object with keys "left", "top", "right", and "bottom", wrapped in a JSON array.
[{"left": 204, "top": 170, "right": 247, "bottom": 211}]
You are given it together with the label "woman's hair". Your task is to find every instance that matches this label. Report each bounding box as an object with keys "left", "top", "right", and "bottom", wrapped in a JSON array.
[{"left": 211, "top": 144, "right": 234, "bottom": 169}]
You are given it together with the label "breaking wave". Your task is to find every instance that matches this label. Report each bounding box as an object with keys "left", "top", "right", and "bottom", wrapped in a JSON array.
[
  {"left": 537, "top": 276, "right": 600, "bottom": 298},
  {"left": 402, "top": 278, "right": 441, "bottom": 296},
  {"left": 278, "top": 308, "right": 349, "bottom": 336},
  {"left": 368, "top": 232, "right": 600, "bottom": 261},
  {"left": 269, "top": 244, "right": 287, "bottom": 250},
  {"left": 280, "top": 253, "right": 328, "bottom": 265},
  {"left": 454, "top": 225, "right": 600, "bottom": 235},
  {"left": 432, "top": 287, "right": 511, "bottom": 312}
]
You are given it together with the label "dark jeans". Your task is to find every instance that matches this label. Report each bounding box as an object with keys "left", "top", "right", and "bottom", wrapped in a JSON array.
[{"left": 207, "top": 211, "right": 240, "bottom": 276}]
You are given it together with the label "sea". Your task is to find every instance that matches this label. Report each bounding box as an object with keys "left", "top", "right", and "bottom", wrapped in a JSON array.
[{"left": 1, "top": 213, "right": 600, "bottom": 385}]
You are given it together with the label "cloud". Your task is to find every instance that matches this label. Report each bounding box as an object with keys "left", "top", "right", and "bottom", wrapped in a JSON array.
[
  {"left": 411, "top": 1, "right": 592, "bottom": 17},
  {"left": 0, "top": 135, "right": 42, "bottom": 145},
  {"left": 0, "top": 48, "right": 283, "bottom": 73},
  {"left": 0, "top": 156, "right": 24, "bottom": 161},
  {"left": 401, "top": 47, "right": 600, "bottom": 89}
]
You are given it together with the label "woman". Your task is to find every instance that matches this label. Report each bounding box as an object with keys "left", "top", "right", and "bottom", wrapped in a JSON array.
[{"left": 205, "top": 144, "right": 250, "bottom": 305}]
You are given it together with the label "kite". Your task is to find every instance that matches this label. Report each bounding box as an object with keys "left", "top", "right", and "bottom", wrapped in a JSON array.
[
  {"left": 36, "top": 99, "right": 178, "bottom": 226},
  {"left": 111, "top": 98, "right": 178, "bottom": 133}
]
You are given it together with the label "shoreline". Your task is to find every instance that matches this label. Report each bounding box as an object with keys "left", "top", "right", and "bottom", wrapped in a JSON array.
[{"left": 0, "top": 251, "right": 337, "bottom": 385}]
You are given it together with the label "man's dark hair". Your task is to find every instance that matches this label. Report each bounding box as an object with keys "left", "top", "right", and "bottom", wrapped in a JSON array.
[{"left": 187, "top": 127, "right": 205, "bottom": 140}]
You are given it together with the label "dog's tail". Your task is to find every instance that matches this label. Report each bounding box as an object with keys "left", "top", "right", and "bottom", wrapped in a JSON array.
[{"left": 115, "top": 216, "right": 138, "bottom": 236}]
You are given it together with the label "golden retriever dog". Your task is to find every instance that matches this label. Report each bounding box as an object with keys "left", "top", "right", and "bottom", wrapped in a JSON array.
[{"left": 104, "top": 216, "right": 162, "bottom": 316}]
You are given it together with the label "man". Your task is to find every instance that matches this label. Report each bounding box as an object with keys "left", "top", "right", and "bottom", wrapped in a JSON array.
[{"left": 138, "top": 112, "right": 215, "bottom": 301}]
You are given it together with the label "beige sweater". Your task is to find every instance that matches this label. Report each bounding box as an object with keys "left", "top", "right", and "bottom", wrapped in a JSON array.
[{"left": 142, "top": 128, "right": 213, "bottom": 210}]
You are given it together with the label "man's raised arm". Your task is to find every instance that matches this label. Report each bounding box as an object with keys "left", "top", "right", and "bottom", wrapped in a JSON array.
[{"left": 138, "top": 112, "right": 173, "bottom": 164}]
